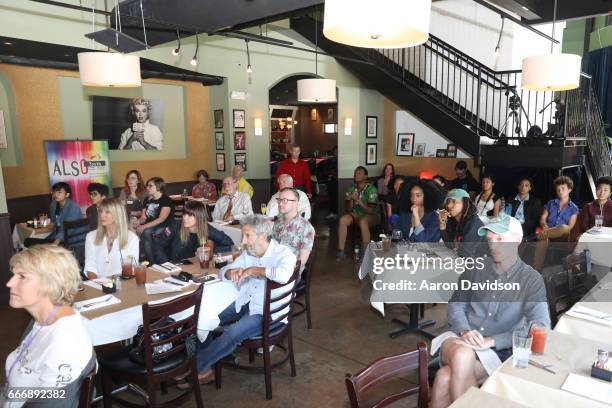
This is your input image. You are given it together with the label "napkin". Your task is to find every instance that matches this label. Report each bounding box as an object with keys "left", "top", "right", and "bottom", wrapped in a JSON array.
[
  {"left": 83, "top": 278, "right": 113, "bottom": 291},
  {"left": 561, "top": 373, "right": 612, "bottom": 404},
  {"left": 566, "top": 305, "right": 612, "bottom": 327},
  {"left": 145, "top": 281, "right": 183, "bottom": 295},
  {"left": 75, "top": 295, "right": 121, "bottom": 312},
  {"left": 151, "top": 262, "right": 182, "bottom": 273}
]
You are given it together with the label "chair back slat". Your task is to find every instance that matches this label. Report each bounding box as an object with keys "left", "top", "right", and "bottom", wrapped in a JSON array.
[
  {"left": 261, "top": 261, "right": 301, "bottom": 338},
  {"left": 345, "top": 342, "right": 429, "bottom": 408},
  {"left": 64, "top": 218, "right": 90, "bottom": 245},
  {"left": 141, "top": 285, "right": 203, "bottom": 371}
]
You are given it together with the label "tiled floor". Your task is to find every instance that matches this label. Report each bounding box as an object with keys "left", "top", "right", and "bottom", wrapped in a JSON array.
[{"left": 0, "top": 209, "right": 448, "bottom": 407}]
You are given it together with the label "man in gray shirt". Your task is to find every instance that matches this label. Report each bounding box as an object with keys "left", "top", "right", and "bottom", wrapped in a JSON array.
[{"left": 430, "top": 215, "right": 550, "bottom": 408}]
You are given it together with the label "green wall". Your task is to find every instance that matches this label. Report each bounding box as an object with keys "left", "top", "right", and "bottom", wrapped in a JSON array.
[
  {"left": 563, "top": 16, "right": 612, "bottom": 57},
  {"left": 0, "top": 72, "right": 22, "bottom": 167},
  {"left": 0, "top": 157, "right": 6, "bottom": 213}
]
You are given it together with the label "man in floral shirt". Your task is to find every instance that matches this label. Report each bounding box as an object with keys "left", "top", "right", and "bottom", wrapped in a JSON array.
[{"left": 272, "top": 188, "right": 315, "bottom": 273}]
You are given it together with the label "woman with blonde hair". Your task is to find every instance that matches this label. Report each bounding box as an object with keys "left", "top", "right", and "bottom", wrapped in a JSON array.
[
  {"left": 4, "top": 245, "right": 95, "bottom": 406},
  {"left": 155, "top": 200, "right": 233, "bottom": 263},
  {"left": 84, "top": 197, "right": 139, "bottom": 279}
]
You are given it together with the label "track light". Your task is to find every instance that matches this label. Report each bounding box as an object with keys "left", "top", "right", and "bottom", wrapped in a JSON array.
[
  {"left": 171, "top": 28, "right": 181, "bottom": 56},
  {"left": 190, "top": 32, "right": 199, "bottom": 67},
  {"left": 245, "top": 40, "right": 253, "bottom": 73},
  {"left": 493, "top": 16, "right": 504, "bottom": 57}
]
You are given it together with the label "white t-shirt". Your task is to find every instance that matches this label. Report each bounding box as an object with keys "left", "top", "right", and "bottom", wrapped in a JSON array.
[
  {"left": 4, "top": 313, "right": 93, "bottom": 408},
  {"left": 84, "top": 230, "right": 140, "bottom": 278}
]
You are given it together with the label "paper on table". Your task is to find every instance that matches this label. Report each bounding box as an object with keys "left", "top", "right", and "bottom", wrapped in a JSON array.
[
  {"left": 82, "top": 278, "right": 113, "bottom": 291},
  {"left": 74, "top": 295, "right": 121, "bottom": 312},
  {"left": 566, "top": 305, "right": 612, "bottom": 327},
  {"left": 430, "top": 331, "right": 502, "bottom": 376},
  {"left": 561, "top": 373, "right": 612, "bottom": 404},
  {"left": 151, "top": 263, "right": 182, "bottom": 274},
  {"left": 145, "top": 281, "right": 183, "bottom": 295}
]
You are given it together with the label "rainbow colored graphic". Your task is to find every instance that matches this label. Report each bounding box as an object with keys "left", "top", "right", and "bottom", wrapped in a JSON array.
[{"left": 44, "top": 140, "right": 112, "bottom": 212}]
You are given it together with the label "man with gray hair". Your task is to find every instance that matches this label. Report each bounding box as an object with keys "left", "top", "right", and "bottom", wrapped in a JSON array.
[
  {"left": 193, "top": 215, "right": 297, "bottom": 383},
  {"left": 267, "top": 174, "right": 311, "bottom": 220},
  {"left": 430, "top": 214, "right": 550, "bottom": 408},
  {"left": 212, "top": 176, "right": 253, "bottom": 222}
]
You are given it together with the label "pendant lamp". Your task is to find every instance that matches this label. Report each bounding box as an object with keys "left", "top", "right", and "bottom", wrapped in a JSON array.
[{"left": 78, "top": 52, "right": 141, "bottom": 87}]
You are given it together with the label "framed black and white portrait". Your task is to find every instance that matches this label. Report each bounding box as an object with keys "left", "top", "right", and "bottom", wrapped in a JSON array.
[
  {"left": 234, "top": 131, "right": 246, "bottom": 150},
  {"left": 366, "top": 116, "right": 377, "bottom": 138},
  {"left": 92, "top": 96, "right": 165, "bottom": 150},
  {"left": 234, "top": 152, "right": 247, "bottom": 170},
  {"left": 216, "top": 153, "right": 225, "bottom": 172},
  {"left": 233, "top": 109, "right": 245, "bottom": 129},
  {"left": 396, "top": 133, "right": 414, "bottom": 156},
  {"left": 436, "top": 149, "right": 447, "bottom": 158},
  {"left": 414, "top": 143, "right": 426, "bottom": 157},
  {"left": 446, "top": 144, "right": 457, "bottom": 158},
  {"left": 214, "top": 110, "right": 224, "bottom": 129},
  {"left": 215, "top": 131, "right": 224, "bottom": 150},
  {"left": 366, "top": 143, "right": 377, "bottom": 165}
]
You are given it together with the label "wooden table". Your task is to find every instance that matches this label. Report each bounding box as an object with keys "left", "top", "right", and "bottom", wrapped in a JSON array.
[{"left": 11, "top": 222, "right": 53, "bottom": 250}]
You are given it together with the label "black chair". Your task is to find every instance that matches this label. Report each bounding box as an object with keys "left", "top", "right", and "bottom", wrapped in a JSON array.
[
  {"left": 216, "top": 261, "right": 302, "bottom": 400},
  {"left": 345, "top": 342, "right": 429, "bottom": 408},
  {"left": 78, "top": 362, "right": 98, "bottom": 408},
  {"left": 63, "top": 218, "right": 90, "bottom": 267},
  {"left": 542, "top": 249, "right": 594, "bottom": 326},
  {"left": 293, "top": 247, "right": 317, "bottom": 329},
  {"left": 99, "top": 285, "right": 204, "bottom": 408}
]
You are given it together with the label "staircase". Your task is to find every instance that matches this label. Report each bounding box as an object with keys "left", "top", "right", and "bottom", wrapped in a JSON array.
[{"left": 290, "top": 15, "right": 611, "bottom": 190}]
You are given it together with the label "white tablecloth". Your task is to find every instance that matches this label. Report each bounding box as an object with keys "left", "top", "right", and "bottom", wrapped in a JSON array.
[
  {"left": 450, "top": 387, "right": 529, "bottom": 407},
  {"left": 210, "top": 221, "right": 242, "bottom": 244},
  {"left": 81, "top": 280, "right": 239, "bottom": 346},
  {"left": 11, "top": 223, "right": 52, "bottom": 250},
  {"left": 575, "top": 227, "right": 612, "bottom": 268}
]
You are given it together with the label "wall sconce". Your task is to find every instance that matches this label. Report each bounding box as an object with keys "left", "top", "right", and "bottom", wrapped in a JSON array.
[
  {"left": 254, "top": 117, "right": 263, "bottom": 136},
  {"left": 344, "top": 117, "right": 353, "bottom": 135}
]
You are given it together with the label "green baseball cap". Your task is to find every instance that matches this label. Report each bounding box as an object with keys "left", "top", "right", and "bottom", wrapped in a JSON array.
[
  {"left": 444, "top": 189, "right": 470, "bottom": 202},
  {"left": 478, "top": 214, "right": 523, "bottom": 237}
]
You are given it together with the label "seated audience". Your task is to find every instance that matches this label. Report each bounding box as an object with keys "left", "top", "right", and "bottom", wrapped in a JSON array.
[
  {"left": 448, "top": 160, "right": 480, "bottom": 199},
  {"left": 267, "top": 174, "right": 311, "bottom": 220},
  {"left": 385, "top": 175, "right": 405, "bottom": 228},
  {"left": 118, "top": 169, "right": 146, "bottom": 218},
  {"left": 156, "top": 201, "right": 234, "bottom": 263},
  {"left": 221, "top": 165, "right": 254, "bottom": 198},
  {"left": 474, "top": 174, "right": 501, "bottom": 222},
  {"left": 377, "top": 163, "right": 395, "bottom": 201},
  {"left": 212, "top": 177, "right": 254, "bottom": 222},
  {"left": 84, "top": 198, "right": 139, "bottom": 279},
  {"left": 336, "top": 166, "right": 380, "bottom": 260},
  {"left": 433, "top": 174, "right": 447, "bottom": 190},
  {"left": 191, "top": 169, "right": 218, "bottom": 200},
  {"left": 438, "top": 189, "right": 488, "bottom": 258},
  {"left": 274, "top": 144, "right": 312, "bottom": 197},
  {"left": 510, "top": 177, "right": 542, "bottom": 238},
  {"left": 137, "top": 177, "right": 174, "bottom": 262},
  {"left": 534, "top": 176, "right": 579, "bottom": 270},
  {"left": 24, "top": 182, "right": 83, "bottom": 247},
  {"left": 430, "top": 215, "right": 550, "bottom": 408},
  {"left": 193, "top": 215, "right": 297, "bottom": 384},
  {"left": 86, "top": 182, "right": 109, "bottom": 231},
  {"left": 577, "top": 176, "right": 612, "bottom": 234},
  {"left": 5, "top": 245, "right": 96, "bottom": 406},
  {"left": 399, "top": 180, "right": 441, "bottom": 242},
  {"left": 272, "top": 188, "right": 315, "bottom": 271}
]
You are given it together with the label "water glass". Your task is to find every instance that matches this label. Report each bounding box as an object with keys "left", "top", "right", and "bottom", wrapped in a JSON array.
[
  {"left": 512, "top": 328, "right": 532, "bottom": 368},
  {"left": 595, "top": 215, "right": 604, "bottom": 230}
]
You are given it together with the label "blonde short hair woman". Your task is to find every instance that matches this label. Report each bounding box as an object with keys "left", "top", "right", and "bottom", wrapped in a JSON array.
[
  {"left": 5, "top": 245, "right": 95, "bottom": 406},
  {"left": 85, "top": 197, "right": 140, "bottom": 279}
]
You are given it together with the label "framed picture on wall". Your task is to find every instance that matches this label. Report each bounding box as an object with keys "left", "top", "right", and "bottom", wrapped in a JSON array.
[
  {"left": 215, "top": 131, "right": 224, "bottom": 150},
  {"left": 327, "top": 108, "right": 334, "bottom": 121},
  {"left": 234, "top": 131, "right": 246, "bottom": 150},
  {"left": 310, "top": 108, "right": 317, "bottom": 121},
  {"left": 414, "top": 143, "right": 426, "bottom": 157},
  {"left": 234, "top": 153, "right": 247, "bottom": 170},
  {"left": 216, "top": 153, "right": 225, "bottom": 172},
  {"left": 396, "top": 133, "right": 414, "bottom": 156},
  {"left": 366, "top": 143, "right": 377, "bottom": 165},
  {"left": 366, "top": 116, "right": 377, "bottom": 138},
  {"left": 436, "top": 149, "right": 447, "bottom": 158},
  {"left": 233, "top": 109, "right": 245, "bottom": 128},
  {"left": 446, "top": 143, "right": 457, "bottom": 158},
  {"left": 214, "top": 109, "right": 224, "bottom": 129}
]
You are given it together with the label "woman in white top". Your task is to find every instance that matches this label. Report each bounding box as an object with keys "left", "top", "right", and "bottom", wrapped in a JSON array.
[
  {"left": 4, "top": 245, "right": 94, "bottom": 408},
  {"left": 85, "top": 197, "right": 139, "bottom": 279},
  {"left": 474, "top": 174, "right": 501, "bottom": 221}
]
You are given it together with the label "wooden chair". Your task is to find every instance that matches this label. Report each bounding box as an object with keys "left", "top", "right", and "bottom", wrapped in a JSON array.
[
  {"left": 542, "top": 249, "right": 593, "bottom": 326},
  {"left": 78, "top": 362, "right": 98, "bottom": 408},
  {"left": 99, "top": 285, "right": 204, "bottom": 408},
  {"left": 63, "top": 218, "right": 90, "bottom": 267},
  {"left": 293, "top": 246, "right": 316, "bottom": 329},
  {"left": 345, "top": 342, "right": 429, "bottom": 408},
  {"left": 216, "top": 261, "right": 302, "bottom": 400}
]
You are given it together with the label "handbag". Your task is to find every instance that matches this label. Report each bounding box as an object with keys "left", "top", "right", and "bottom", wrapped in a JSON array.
[{"left": 129, "top": 317, "right": 181, "bottom": 365}]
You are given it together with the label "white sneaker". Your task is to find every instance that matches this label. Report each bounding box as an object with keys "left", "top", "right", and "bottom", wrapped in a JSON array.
[{"left": 256, "top": 346, "right": 275, "bottom": 354}]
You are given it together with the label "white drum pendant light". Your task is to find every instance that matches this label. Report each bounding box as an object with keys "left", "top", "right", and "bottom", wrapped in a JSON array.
[
  {"left": 521, "top": 0, "right": 581, "bottom": 91},
  {"left": 78, "top": 52, "right": 141, "bottom": 87},
  {"left": 323, "top": 0, "right": 432, "bottom": 48}
]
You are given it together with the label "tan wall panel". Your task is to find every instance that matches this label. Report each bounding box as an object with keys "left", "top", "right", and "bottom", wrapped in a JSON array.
[{"left": 0, "top": 65, "right": 211, "bottom": 198}]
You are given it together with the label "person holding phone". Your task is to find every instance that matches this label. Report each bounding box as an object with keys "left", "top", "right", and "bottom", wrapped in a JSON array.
[{"left": 118, "top": 98, "right": 163, "bottom": 150}]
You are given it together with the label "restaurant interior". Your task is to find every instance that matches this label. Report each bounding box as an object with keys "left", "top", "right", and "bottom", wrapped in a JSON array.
[{"left": 0, "top": 0, "right": 612, "bottom": 407}]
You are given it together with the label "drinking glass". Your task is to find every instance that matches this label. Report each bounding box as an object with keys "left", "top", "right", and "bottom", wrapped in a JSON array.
[
  {"left": 529, "top": 322, "right": 547, "bottom": 354},
  {"left": 595, "top": 215, "right": 604, "bottom": 230},
  {"left": 134, "top": 264, "right": 147, "bottom": 285},
  {"left": 382, "top": 236, "right": 392, "bottom": 251},
  {"left": 260, "top": 203, "right": 267, "bottom": 215},
  {"left": 196, "top": 246, "right": 210, "bottom": 269},
  {"left": 121, "top": 256, "right": 134, "bottom": 279},
  {"left": 512, "top": 328, "right": 532, "bottom": 368},
  {"left": 391, "top": 229, "right": 403, "bottom": 243}
]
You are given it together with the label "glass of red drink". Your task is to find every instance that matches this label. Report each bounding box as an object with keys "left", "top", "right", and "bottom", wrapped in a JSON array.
[{"left": 529, "top": 322, "right": 547, "bottom": 354}]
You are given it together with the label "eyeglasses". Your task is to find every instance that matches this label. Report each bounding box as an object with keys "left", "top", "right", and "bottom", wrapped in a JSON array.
[{"left": 276, "top": 198, "right": 297, "bottom": 204}]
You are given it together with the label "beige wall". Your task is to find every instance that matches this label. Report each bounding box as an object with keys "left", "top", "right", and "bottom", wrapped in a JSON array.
[{"left": 0, "top": 64, "right": 212, "bottom": 199}]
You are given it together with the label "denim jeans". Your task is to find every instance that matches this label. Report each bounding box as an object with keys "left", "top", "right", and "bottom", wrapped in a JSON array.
[
  {"left": 196, "top": 302, "right": 263, "bottom": 372},
  {"left": 141, "top": 225, "right": 166, "bottom": 263}
]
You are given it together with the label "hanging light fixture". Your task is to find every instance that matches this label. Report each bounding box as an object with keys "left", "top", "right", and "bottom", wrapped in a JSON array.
[
  {"left": 521, "top": 0, "right": 581, "bottom": 91},
  {"left": 190, "top": 32, "right": 199, "bottom": 66},
  {"left": 245, "top": 40, "right": 253, "bottom": 73},
  {"left": 298, "top": 10, "right": 336, "bottom": 103},
  {"left": 493, "top": 17, "right": 504, "bottom": 57},
  {"left": 323, "top": 0, "right": 431, "bottom": 48},
  {"left": 171, "top": 28, "right": 181, "bottom": 56}
]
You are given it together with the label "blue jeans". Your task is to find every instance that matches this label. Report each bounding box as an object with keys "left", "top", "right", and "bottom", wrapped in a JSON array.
[
  {"left": 141, "top": 225, "right": 166, "bottom": 263},
  {"left": 196, "top": 302, "right": 263, "bottom": 372}
]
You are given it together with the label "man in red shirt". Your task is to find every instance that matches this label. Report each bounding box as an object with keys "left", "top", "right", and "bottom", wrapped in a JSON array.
[{"left": 274, "top": 144, "right": 312, "bottom": 197}]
